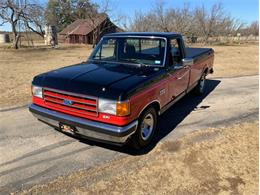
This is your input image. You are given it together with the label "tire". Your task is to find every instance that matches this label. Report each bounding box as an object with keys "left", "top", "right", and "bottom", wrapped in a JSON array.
[
  {"left": 130, "top": 107, "right": 157, "bottom": 149},
  {"left": 194, "top": 72, "right": 206, "bottom": 95}
]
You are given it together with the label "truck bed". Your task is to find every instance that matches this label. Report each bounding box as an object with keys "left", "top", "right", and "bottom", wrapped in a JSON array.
[{"left": 185, "top": 47, "right": 213, "bottom": 60}]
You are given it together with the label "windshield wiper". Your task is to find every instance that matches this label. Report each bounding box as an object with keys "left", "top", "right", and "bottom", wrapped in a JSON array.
[
  {"left": 119, "top": 59, "right": 150, "bottom": 68},
  {"left": 89, "top": 58, "right": 153, "bottom": 68},
  {"left": 88, "top": 59, "right": 108, "bottom": 64}
]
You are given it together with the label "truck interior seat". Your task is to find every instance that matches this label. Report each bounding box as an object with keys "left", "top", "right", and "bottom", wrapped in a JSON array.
[{"left": 125, "top": 44, "right": 136, "bottom": 58}]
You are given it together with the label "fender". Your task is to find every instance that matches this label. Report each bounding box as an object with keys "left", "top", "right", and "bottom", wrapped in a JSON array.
[{"left": 137, "top": 100, "right": 161, "bottom": 118}]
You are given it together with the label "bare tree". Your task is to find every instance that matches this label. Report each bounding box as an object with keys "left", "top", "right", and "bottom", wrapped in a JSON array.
[
  {"left": 193, "top": 3, "right": 227, "bottom": 42},
  {"left": 248, "top": 21, "right": 259, "bottom": 36},
  {"left": 129, "top": 11, "right": 157, "bottom": 32},
  {"left": 0, "top": 0, "right": 45, "bottom": 48},
  {"left": 153, "top": 0, "right": 170, "bottom": 32},
  {"left": 23, "top": 3, "right": 45, "bottom": 38},
  {"left": 130, "top": 1, "right": 195, "bottom": 35},
  {"left": 84, "top": 0, "right": 123, "bottom": 47},
  {"left": 188, "top": 3, "right": 244, "bottom": 42},
  {"left": 0, "top": 0, "right": 27, "bottom": 49},
  {"left": 238, "top": 20, "right": 259, "bottom": 37},
  {"left": 82, "top": 1, "right": 100, "bottom": 47},
  {"left": 166, "top": 3, "right": 195, "bottom": 35},
  {"left": 127, "top": 1, "right": 246, "bottom": 44},
  {"left": 130, "top": 1, "right": 172, "bottom": 32}
]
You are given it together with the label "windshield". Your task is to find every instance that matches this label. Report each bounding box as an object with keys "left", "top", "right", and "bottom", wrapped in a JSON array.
[{"left": 89, "top": 37, "right": 166, "bottom": 66}]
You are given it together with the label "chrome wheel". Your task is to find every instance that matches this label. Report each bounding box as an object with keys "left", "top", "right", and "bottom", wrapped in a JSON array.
[
  {"left": 130, "top": 107, "right": 157, "bottom": 149},
  {"left": 140, "top": 113, "right": 154, "bottom": 141}
]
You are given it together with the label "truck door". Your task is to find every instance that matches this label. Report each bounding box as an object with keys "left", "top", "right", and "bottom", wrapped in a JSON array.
[{"left": 167, "top": 38, "right": 190, "bottom": 100}]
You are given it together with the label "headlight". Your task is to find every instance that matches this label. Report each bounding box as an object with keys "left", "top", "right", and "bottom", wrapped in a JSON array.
[
  {"left": 32, "top": 85, "right": 43, "bottom": 99},
  {"left": 98, "top": 99, "right": 116, "bottom": 115},
  {"left": 98, "top": 99, "right": 130, "bottom": 116}
]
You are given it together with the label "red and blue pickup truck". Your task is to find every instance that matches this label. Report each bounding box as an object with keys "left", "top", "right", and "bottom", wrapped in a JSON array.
[{"left": 29, "top": 32, "right": 214, "bottom": 149}]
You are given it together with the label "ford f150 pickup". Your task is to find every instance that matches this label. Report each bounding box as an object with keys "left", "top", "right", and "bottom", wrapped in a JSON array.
[{"left": 29, "top": 32, "right": 214, "bottom": 149}]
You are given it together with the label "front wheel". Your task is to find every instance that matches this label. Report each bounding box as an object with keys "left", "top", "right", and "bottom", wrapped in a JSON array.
[
  {"left": 130, "top": 107, "right": 157, "bottom": 149},
  {"left": 194, "top": 73, "right": 206, "bottom": 95}
]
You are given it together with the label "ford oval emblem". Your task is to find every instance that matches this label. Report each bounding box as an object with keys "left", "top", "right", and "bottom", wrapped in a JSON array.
[{"left": 63, "top": 99, "right": 72, "bottom": 105}]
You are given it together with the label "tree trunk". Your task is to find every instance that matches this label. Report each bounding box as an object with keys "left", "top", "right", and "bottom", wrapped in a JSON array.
[
  {"left": 12, "top": 32, "right": 20, "bottom": 49},
  {"left": 11, "top": 23, "right": 20, "bottom": 49},
  {"left": 92, "top": 30, "right": 96, "bottom": 48}
]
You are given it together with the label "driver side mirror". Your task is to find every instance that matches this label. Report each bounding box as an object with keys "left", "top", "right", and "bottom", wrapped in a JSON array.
[{"left": 182, "top": 58, "right": 194, "bottom": 66}]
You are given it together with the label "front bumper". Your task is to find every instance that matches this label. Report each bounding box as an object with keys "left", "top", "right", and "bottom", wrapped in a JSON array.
[{"left": 29, "top": 104, "right": 138, "bottom": 144}]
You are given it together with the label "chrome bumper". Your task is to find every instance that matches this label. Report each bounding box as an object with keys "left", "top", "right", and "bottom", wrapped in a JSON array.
[{"left": 29, "top": 104, "right": 138, "bottom": 144}]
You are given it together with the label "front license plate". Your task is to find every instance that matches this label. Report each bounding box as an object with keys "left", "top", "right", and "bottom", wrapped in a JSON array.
[{"left": 59, "top": 123, "right": 75, "bottom": 135}]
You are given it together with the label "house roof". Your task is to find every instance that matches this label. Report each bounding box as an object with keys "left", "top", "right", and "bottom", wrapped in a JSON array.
[{"left": 59, "top": 15, "right": 108, "bottom": 35}]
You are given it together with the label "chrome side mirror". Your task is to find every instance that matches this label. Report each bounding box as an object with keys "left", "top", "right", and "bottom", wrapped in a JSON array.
[{"left": 182, "top": 58, "right": 194, "bottom": 66}]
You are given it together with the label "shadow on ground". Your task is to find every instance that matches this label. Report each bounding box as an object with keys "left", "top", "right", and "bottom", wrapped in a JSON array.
[{"left": 77, "top": 79, "right": 221, "bottom": 155}]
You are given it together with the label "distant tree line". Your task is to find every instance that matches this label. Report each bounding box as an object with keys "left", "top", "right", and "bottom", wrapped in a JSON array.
[
  {"left": 240, "top": 21, "right": 259, "bottom": 37},
  {"left": 0, "top": 0, "right": 258, "bottom": 49},
  {"left": 127, "top": 1, "right": 259, "bottom": 43}
]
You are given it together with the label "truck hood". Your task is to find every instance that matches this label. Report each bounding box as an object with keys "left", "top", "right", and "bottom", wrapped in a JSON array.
[{"left": 32, "top": 62, "right": 160, "bottom": 100}]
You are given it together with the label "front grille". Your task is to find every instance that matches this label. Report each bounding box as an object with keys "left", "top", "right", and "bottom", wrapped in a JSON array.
[{"left": 43, "top": 88, "right": 98, "bottom": 117}]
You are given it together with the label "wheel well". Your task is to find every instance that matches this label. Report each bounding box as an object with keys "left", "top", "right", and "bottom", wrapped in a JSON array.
[
  {"left": 138, "top": 101, "right": 160, "bottom": 117},
  {"left": 203, "top": 67, "right": 209, "bottom": 74},
  {"left": 150, "top": 102, "right": 160, "bottom": 114},
  {"left": 204, "top": 67, "right": 209, "bottom": 74}
]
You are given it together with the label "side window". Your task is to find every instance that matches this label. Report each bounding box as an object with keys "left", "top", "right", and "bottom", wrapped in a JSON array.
[
  {"left": 93, "top": 38, "right": 116, "bottom": 60},
  {"left": 170, "top": 39, "right": 181, "bottom": 65}
]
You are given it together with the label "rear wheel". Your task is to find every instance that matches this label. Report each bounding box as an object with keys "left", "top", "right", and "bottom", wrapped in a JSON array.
[
  {"left": 130, "top": 107, "right": 157, "bottom": 149},
  {"left": 194, "top": 72, "right": 206, "bottom": 95}
]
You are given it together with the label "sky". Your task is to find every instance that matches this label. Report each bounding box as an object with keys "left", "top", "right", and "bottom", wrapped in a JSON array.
[
  {"left": 100, "top": 0, "right": 259, "bottom": 24},
  {"left": 0, "top": 0, "right": 259, "bottom": 31}
]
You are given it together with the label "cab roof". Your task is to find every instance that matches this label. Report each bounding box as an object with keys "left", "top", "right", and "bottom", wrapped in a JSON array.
[{"left": 105, "top": 32, "right": 181, "bottom": 38}]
